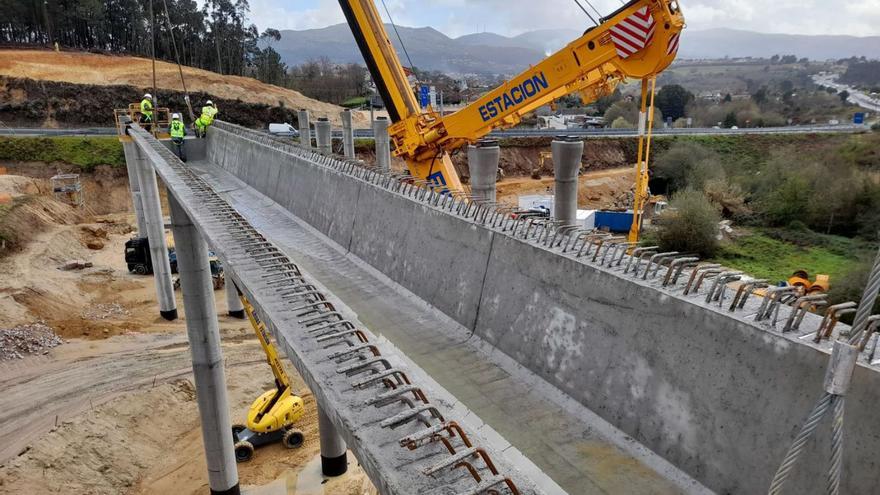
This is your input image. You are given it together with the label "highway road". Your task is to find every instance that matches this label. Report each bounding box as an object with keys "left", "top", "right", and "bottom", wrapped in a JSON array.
[
  {"left": 813, "top": 73, "right": 880, "bottom": 113},
  {"left": 0, "top": 123, "right": 868, "bottom": 139}
]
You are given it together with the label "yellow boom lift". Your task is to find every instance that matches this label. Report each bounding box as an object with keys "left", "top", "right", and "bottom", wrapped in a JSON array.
[
  {"left": 231, "top": 289, "right": 306, "bottom": 462},
  {"left": 339, "top": 0, "right": 685, "bottom": 242}
]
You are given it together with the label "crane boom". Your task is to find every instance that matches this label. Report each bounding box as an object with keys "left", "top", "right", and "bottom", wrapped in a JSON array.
[{"left": 339, "top": 0, "right": 684, "bottom": 199}]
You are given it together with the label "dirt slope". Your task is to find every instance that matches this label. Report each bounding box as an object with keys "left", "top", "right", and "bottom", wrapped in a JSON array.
[{"left": 0, "top": 49, "right": 359, "bottom": 125}]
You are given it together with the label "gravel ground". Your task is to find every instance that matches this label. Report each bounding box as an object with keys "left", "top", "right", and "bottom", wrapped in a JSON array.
[{"left": 0, "top": 322, "right": 64, "bottom": 360}]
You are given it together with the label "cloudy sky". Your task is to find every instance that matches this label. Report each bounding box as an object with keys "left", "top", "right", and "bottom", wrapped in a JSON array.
[{"left": 246, "top": 0, "right": 880, "bottom": 37}]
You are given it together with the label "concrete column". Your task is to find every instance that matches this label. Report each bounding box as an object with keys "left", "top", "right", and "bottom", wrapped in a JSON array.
[
  {"left": 315, "top": 117, "right": 332, "bottom": 156},
  {"left": 373, "top": 116, "right": 391, "bottom": 171},
  {"left": 297, "top": 109, "right": 311, "bottom": 150},
  {"left": 122, "top": 142, "right": 148, "bottom": 236},
  {"left": 341, "top": 109, "right": 355, "bottom": 159},
  {"left": 168, "top": 193, "right": 240, "bottom": 495},
  {"left": 317, "top": 406, "right": 348, "bottom": 476},
  {"left": 552, "top": 136, "right": 583, "bottom": 226},
  {"left": 133, "top": 145, "right": 177, "bottom": 320},
  {"left": 224, "top": 278, "right": 245, "bottom": 319},
  {"left": 467, "top": 139, "right": 500, "bottom": 202}
]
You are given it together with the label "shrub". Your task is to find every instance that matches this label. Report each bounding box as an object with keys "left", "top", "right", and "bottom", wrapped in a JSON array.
[
  {"left": 610, "top": 116, "right": 633, "bottom": 129},
  {"left": 872, "top": 122, "right": 880, "bottom": 132},
  {"left": 654, "top": 189, "right": 720, "bottom": 256},
  {"left": 653, "top": 141, "right": 721, "bottom": 192}
]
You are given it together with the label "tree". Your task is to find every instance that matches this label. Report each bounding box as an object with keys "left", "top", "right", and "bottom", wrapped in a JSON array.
[
  {"left": 594, "top": 88, "right": 622, "bottom": 115},
  {"left": 254, "top": 46, "right": 286, "bottom": 85},
  {"left": 752, "top": 87, "right": 769, "bottom": 105},
  {"left": 655, "top": 84, "right": 693, "bottom": 121},
  {"left": 722, "top": 111, "right": 738, "bottom": 128},
  {"left": 839, "top": 90, "right": 850, "bottom": 103},
  {"left": 723, "top": 93, "right": 732, "bottom": 103},
  {"left": 654, "top": 189, "right": 720, "bottom": 257}
]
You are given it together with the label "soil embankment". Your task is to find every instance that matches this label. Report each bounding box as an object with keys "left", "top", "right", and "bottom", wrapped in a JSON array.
[{"left": 0, "top": 49, "right": 358, "bottom": 127}]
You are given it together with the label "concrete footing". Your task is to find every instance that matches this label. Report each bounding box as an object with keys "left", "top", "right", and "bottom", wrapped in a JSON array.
[
  {"left": 341, "top": 110, "right": 355, "bottom": 159},
  {"left": 315, "top": 118, "right": 332, "bottom": 156},
  {"left": 168, "top": 193, "right": 240, "bottom": 495},
  {"left": 132, "top": 145, "right": 177, "bottom": 319},
  {"left": 467, "top": 139, "right": 500, "bottom": 202},
  {"left": 373, "top": 117, "right": 391, "bottom": 171},
  {"left": 297, "top": 109, "right": 310, "bottom": 150},
  {"left": 224, "top": 278, "right": 245, "bottom": 319},
  {"left": 552, "top": 136, "right": 583, "bottom": 226},
  {"left": 317, "top": 406, "right": 347, "bottom": 476}
]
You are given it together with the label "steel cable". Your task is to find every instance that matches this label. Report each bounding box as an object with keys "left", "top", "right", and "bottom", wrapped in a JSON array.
[
  {"left": 827, "top": 396, "right": 845, "bottom": 495},
  {"left": 768, "top": 392, "right": 833, "bottom": 495}
]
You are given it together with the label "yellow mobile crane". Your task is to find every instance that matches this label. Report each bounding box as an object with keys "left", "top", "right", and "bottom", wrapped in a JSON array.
[
  {"left": 231, "top": 290, "right": 306, "bottom": 462},
  {"left": 339, "top": 0, "right": 685, "bottom": 242}
]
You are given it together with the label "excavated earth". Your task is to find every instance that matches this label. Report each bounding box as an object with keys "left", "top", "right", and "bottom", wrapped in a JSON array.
[{"left": 0, "top": 169, "right": 376, "bottom": 494}]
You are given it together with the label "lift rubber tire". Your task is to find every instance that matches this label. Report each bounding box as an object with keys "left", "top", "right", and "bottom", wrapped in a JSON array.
[
  {"left": 234, "top": 440, "right": 254, "bottom": 463},
  {"left": 282, "top": 429, "right": 305, "bottom": 449},
  {"left": 134, "top": 264, "right": 148, "bottom": 275}
]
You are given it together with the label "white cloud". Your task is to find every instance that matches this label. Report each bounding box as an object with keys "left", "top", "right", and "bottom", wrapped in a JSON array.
[{"left": 244, "top": 0, "right": 880, "bottom": 37}]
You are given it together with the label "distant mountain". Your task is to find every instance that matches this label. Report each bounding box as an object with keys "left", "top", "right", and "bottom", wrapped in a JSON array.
[
  {"left": 679, "top": 29, "right": 880, "bottom": 60},
  {"left": 272, "top": 25, "right": 880, "bottom": 75},
  {"left": 274, "top": 24, "right": 545, "bottom": 75}
]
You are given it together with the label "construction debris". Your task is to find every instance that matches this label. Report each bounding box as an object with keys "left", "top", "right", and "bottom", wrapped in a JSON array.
[
  {"left": 0, "top": 323, "right": 64, "bottom": 360},
  {"left": 81, "top": 303, "right": 130, "bottom": 321},
  {"left": 59, "top": 260, "right": 93, "bottom": 271}
]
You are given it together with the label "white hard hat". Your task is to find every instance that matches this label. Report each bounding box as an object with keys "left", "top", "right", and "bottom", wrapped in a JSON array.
[
  {"left": 144, "top": 93, "right": 152, "bottom": 99},
  {"left": 206, "top": 100, "right": 213, "bottom": 106},
  {"left": 172, "top": 113, "right": 181, "bottom": 120}
]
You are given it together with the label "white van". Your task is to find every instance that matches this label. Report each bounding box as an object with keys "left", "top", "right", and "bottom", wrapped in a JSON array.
[{"left": 268, "top": 123, "right": 299, "bottom": 137}]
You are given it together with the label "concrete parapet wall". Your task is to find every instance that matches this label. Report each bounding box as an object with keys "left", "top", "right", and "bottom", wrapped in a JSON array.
[{"left": 207, "top": 123, "right": 880, "bottom": 494}]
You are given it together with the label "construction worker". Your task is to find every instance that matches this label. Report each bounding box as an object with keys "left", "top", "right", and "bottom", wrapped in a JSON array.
[
  {"left": 170, "top": 113, "right": 187, "bottom": 162},
  {"left": 140, "top": 93, "right": 153, "bottom": 132},
  {"left": 194, "top": 100, "right": 218, "bottom": 138}
]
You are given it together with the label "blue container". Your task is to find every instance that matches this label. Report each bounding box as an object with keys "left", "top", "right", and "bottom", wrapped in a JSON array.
[
  {"left": 595, "top": 210, "right": 634, "bottom": 233},
  {"left": 854, "top": 112, "right": 865, "bottom": 125}
]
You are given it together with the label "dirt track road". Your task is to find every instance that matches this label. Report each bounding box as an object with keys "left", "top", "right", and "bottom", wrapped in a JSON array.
[{"left": 0, "top": 330, "right": 255, "bottom": 464}]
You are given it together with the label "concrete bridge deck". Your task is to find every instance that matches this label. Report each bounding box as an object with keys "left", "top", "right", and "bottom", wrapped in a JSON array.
[
  {"left": 129, "top": 127, "right": 543, "bottom": 495},
  {"left": 184, "top": 156, "right": 707, "bottom": 495},
  {"left": 197, "top": 120, "right": 880, "bottom": 495}
]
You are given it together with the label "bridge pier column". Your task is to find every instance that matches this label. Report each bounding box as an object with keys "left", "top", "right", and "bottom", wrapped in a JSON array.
[
  {"left": 224, "top": 277, "right": 245, "bottom": 319},
  {"left": 317, "top": 406, "right": 348, "bottom": 476},
  {"left": 298, "top": 109, "right": 311, "bottom": 150},
  {"left": 122, "top": 142, "right": 148, "bottom": 236},
  {"left": 168, "top": 193, "right": 240, "bottom": 495},
  {"left": 133, "top": 145, "right": 177, "bottom": 320},
  {"left": 373, "top": 116, "right": 391, "bottom": 171},
  {"left": 341, "top": 109, "right": 355, "bottom": 159},
  {"left": 552, "top": 136, "right": 583, "bottom": 226},
  {"left": 467, "top": 139, "right": 500, "bottom": 202},
  {"left": 315, "top": 117, "right": 332, "bottom": 156}
]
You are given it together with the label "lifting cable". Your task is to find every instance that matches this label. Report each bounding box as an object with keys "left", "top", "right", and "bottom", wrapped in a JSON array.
[
  {"left": 161, "top": 0, "right": 196, "bottom": 122},
  {"left": 378, "top": 0, "right": 419, "bottom": 84},
  {"left": 149, "top": 0, "right": 158, "bottom": 134},
  {"left": 572, "top": 0, "right": 598, "bottom": 26}
]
